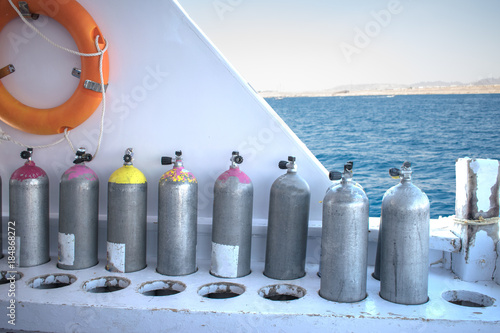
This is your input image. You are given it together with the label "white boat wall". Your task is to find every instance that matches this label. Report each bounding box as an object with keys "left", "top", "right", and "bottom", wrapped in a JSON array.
[{"left": 0, "top": 1, "right": 499, "bottom": 332}]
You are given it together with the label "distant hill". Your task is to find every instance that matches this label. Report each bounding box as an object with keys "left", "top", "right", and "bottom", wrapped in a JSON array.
[{"left": 259, "top": 78, "right": 500, "bottom": 98}]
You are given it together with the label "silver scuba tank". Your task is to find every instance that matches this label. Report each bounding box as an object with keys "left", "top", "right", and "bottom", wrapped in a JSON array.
[
  {"left": 379, "top": 161, "right": 430, "bottom": 305},
  {"left": 211, "top": 151, "right": 253, "bottom": 278},
  {"left": 264, "top": 156, "right": 311, "bottom": 280},
  {"left": 319, "top": 162, "right": 369, "bottom": 302},
  {"left": 58, "top": 148, "right": 99, "bottom": 270},
  {"left": 9, "top": 148, "right": 49, "bottom": 267},
  {"left": 157, "top": 150, "right": 198, "bottom": 276},
  {"left": 107, "top": 148, "right": 147, "bottom": 273}
]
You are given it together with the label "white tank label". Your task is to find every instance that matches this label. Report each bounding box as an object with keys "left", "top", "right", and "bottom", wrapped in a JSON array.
[
  {"left": 211, "top": 242, "right": 239, "bottom": 278},
  {"left": 107, "top": 242, "right": 126, "bottom": 273},
  {"left": 58, "top": 233, "right": 75, "bottom": 266}
]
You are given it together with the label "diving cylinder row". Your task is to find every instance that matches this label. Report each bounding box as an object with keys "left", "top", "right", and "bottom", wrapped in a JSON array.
[{"left": 2, "top": 148, "right": 429, "bottom": 304}]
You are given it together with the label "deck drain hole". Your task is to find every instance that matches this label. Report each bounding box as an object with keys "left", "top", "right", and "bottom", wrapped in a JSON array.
[
  {"left": 0, "top": 271, "right": 23, "bottom": 284},
  {"left": 258, "top": 284, "right": 306, "bottom": 301},
  {"left": 83, "top": 276, "right": 130, "bottom": 293},
  {"left": 442, "top": 290, "right": 495, "bottom": 308},
  {"left": 139, "top": 280, "right": 186, "bottom": 296},
  {"left": 28, "top": 274, "right": 76, "bottom": 289},
  {"left": 198, "top": 282, "right": 245, "bottom": 299}
]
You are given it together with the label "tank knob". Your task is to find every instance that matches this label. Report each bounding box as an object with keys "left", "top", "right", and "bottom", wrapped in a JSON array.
[
  {"left": 20, "top": 148, "right": 32, "bottom": 160},
  {"left": 344, "top": 161, "right": 353, "bottom": 172},
  {"left": 329, "top": 171, "right": 342, "bottom": 181},
  {"left": 402, "top": 161, "right": 411, "bottom": 169},
  {"left": 278, "top": 160, "right": 288, "bottom": 169},
  {"left": 234, "top": 155, "right": 243, "bottom": 164},
  {"left": 161, "top": 156, "right": 173, "bottom": 165},
  {"left": 288, "top": 156, "right": 296, "bottom": 162},
  {"left": 231, "top": 151, "right": 243, "bottom": 164},
  {"left": 123, "top": 148, "right": 133, "bottom": 163},
  {"left": 73, "top": 147, "right": 92, "bottom": 164},
  {"left": 389, "top": 168, "right": 401, "bottom": 179},
  {"left": 175, "top": 150, "right": 182, "bottom": 157}
]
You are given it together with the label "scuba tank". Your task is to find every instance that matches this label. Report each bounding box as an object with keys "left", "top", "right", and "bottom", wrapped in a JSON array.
[
  {"left": 211, "top": 151, "right": 253, "bottom": 278},
  {"left": 264, "top": 156, "right": 310, "bottom": 280},
  {"left": 107, "top": 148, "right": 147, "bottom": 273},
  {"left": 157, "top": 150, "right": 198, "bottom": 276},
  {"left": 9, "top": 148, "right": 49, "bottom": 267},
  {"left": 379, "top": 161, "right": 430, "bottom": 305},
  {"left": 319, "top": 162, "right": 369, "bottom": 302},
  {"left": 58, "top": 148, "right": 99, "bottom": 270}
]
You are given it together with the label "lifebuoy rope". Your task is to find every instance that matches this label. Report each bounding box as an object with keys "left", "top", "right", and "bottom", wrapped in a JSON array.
[{"left": 0, "top": 0, "right": 109, "bottom": 160}]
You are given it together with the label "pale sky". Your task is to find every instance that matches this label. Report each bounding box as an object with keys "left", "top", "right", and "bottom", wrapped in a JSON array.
[{"left": 178, "top": 0, "right": 500, "bottom": 92}]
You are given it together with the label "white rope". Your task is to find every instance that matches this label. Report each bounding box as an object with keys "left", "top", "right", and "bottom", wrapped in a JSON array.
[{"left": 0, "top": 0, "right": 109, "bottom": 159}]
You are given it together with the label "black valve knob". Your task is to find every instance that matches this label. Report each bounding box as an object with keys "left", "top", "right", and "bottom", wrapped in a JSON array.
[
  {"left": 288, "top": 156, "right": 296, "bottom": 162},
  {"left": 402, "top": 161, "right": 411, "bottom": 168},
  {"left": 345, "top": 161, "right": 353, "bottom": 171},
  {"left": 234, "top": 155, "right": 243, "bottom": 164},
  {"left": 329, "top": 171, "right": 342, "bottom": 181},
  {"left": 74, "top": 154, "right": 92, "bottom": 164},
  {"left": 278, "top": 160, "right": 288, "bottom": 169},
  {"left": 161, "top": 156, "right": 173, "bottom": 165},
  {"left": 20, "top": 150, "right": 32, "bottom": 160},
  {"left": 175, "top": 151, "right": 182, "bottom": 157},
  {"left": 124, "top": 154, "right": 132, "bottom": 163},
  {"left": 389, "top": 168, "right": 401, "bottom": 178}
]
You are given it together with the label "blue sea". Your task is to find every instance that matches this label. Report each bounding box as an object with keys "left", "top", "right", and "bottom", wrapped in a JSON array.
[{"left": 266, "top": 94, "right": 500, "bottom": 219}]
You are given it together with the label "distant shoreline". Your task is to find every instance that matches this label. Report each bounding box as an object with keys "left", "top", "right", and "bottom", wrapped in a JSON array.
[{"left": 259, "top": 84, "right": 500, "bottom": 98}]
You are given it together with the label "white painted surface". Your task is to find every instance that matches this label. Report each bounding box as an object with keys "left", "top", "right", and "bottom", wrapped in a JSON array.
[
  {"left": 455, "top": 158, "right": 500, "bottom": 218},
  {"left": 470, "top": 159, "right": 499, "bottom": 214},
  {"left": 455, "top": 158, "right": 468, "bottom": 217},
  {"left": 1, "top": 258, "right": 499, "bottom": 333},
  {"left": 452, "top": 223, "right": 499, "bottom": 282}
]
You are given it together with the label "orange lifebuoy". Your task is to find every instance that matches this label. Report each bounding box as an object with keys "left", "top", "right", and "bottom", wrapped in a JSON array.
[{"left": 0, "top": 0, "right": 109, "bottom": 135}]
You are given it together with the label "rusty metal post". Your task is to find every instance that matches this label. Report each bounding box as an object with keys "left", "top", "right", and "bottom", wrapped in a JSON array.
[{"left": 452, "top": 158, "right": 500, "bottom": 282}]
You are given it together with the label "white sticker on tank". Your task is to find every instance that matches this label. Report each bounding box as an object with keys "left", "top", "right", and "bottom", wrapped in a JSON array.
[
  {"left": 58, "top": 232, "right": 75, "bottom": 266},
  {"left": 107, "top": 242, "right": 126, "bottom": 273},
  {"left": 211, "top": 242, "right": 239, "bottom": 278}
]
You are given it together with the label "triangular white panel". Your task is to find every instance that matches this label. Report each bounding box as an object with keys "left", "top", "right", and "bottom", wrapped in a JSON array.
[{"left": 0, "top": 0, "right": 330, "bottom": 222}]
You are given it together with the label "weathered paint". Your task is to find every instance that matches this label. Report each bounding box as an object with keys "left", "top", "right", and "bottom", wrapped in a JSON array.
[
  {"left": 160, "top": 166, "right": 197, "bottom": 183},
  {"left": 108, "top": 165, "right": 147, "bottom": 184},
  {"left": 216, "top": 166, "right": 251, "bottom": 184},
  {"left": 10, "top": 161, "right": 47, "bottom": 181},
  {"left": 452, "top": 218, "right": 499, "bottom": 282},
  {"left": 453, "top": 158, "right": 500, "bottom": 282},
  {"left": 64, "top": 164, "right": 98, "bottom": 182},
  {"left": 455, "top": 158, "right": 500, "bottom": 220}
]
